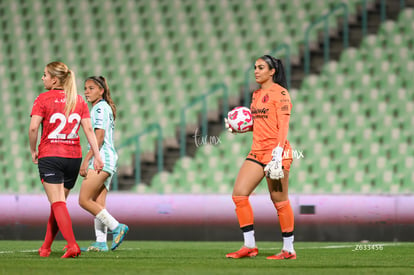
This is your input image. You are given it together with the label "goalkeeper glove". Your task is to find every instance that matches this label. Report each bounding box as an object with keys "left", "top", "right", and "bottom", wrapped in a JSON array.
[
  {"left": 264, "top": 146, "right": 284, "bottom": 180},
  {"left": 224, "top": 118, "right": 236, "bottom": 134}
]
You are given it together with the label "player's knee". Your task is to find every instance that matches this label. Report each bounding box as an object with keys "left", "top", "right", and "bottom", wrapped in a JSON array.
[
  {"left": 232, "top": 188, "right": 251, "bottom": 197},
  {"left": 78, "top": 195, "right": 90, "bottom": 209},
  {"left": 269, "top": 192, "right": 289, "bottom": 204}
]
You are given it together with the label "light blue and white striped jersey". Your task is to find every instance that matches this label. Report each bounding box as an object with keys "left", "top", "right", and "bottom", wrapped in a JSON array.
[{"left": 89, "top": 99, "right": 118, "bottom": 174}]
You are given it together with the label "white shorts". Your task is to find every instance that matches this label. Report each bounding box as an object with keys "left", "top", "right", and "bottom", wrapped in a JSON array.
[{"left": 89, "top": 162, "right": 117, "bottom": 190}]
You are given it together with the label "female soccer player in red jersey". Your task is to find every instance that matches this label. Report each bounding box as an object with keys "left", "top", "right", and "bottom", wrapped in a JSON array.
[
  {"left": 225, "top": 55, "right": 296, "bottom": 260},
  {"left": 79, "top": 76, "right": 128, "bottom": 252},
  {"left": 29, "top": 61, "right": 104, "bottom": 258}
]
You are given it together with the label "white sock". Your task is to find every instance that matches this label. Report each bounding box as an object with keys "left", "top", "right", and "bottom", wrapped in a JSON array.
[
  {"left": 96, "top": 209, "right": 119, "bottom": 231},
  {"left": 282, "top": 235, "right": 295, "bottom": 253},
  {"left": 243, "top": 230, "right": 256, "bottom": 248},
  {"left": 94, "top": 217, "right": 107, "bottom": 243}
]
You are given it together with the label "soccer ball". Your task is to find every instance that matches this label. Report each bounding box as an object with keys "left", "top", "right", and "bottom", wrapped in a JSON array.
[{"left": 227, "top": 106, "right": 253, "bottom": 133}]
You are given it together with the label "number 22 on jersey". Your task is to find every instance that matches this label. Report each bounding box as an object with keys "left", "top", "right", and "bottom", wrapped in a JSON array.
[{"left": 47, "top": 113, "right": 81, "bottom": 139}]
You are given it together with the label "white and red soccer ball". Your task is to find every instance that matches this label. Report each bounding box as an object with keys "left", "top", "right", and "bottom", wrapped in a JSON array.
[{"left": 227, "top": 106, "right": 253, "bottom": 133}]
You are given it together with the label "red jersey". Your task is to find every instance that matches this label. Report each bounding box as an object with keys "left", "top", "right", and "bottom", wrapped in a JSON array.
[
  {"left": 250, "top": 83, "right": 292, "bottom": 152},
  {"left": 30, "top": 89, "right": 90, "bottom": 158}
]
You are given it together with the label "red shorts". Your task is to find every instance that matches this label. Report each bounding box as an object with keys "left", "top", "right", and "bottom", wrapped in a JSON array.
[{"left": 246, "top": 145, "right": 293, "bottom": 171}]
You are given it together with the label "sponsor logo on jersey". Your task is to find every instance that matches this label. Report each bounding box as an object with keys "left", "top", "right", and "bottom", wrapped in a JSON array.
[
  {"left": 251, "top": 107, "right": 269, "bottom": 119},
  {"left": 251, "top": 107, "right": 269, "bottom": 114}
]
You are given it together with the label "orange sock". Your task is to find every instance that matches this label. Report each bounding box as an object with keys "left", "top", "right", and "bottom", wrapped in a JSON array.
[
  {"left": 232, "top": 196, "right": 254, "bottom": 229},
  {"left": 275, "top": 200, "right": 294, "bottom": 233}
]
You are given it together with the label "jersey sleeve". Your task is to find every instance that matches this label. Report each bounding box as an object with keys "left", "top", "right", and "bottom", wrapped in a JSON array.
[
  {"left": 275, "top": 89, "right": 292, "bottom": 148},
  {"left": 78, "top": 96, "right": 91, "bottom": 119},
  {"left": 30, "top": 95, "right": 45, "bottom": 117},
  {"left": 276, "top": 89, "right": 292, "bottom": 116},
  {"left": 92, "top": 104, "right": 108, "bottom": 130}
]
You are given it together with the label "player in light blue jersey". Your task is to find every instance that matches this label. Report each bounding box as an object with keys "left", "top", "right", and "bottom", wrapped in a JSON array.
[{"left": 79, "top": 76, "right": 128, "bottom": 252}]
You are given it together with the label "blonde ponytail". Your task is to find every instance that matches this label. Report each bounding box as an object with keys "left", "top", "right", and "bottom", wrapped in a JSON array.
[
  {"left": 63, "top": 69, "right": 77, "bottom": 117},
  {"left": 46, "top": 62, "right": 78, "bottom": 117}
]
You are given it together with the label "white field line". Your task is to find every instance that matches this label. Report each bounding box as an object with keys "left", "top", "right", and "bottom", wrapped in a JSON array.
[
  {"left": 0, "top": 248, "right": 138, "bottom": 254},
  {"left": 258, "top": 243, "right": 410, "bottom": 251},
  {"left": 0, "top": 249, "right": 37, "bottom": 254},
  {"left": 0, "top": 243, "right": 410, "bottom": 254}
]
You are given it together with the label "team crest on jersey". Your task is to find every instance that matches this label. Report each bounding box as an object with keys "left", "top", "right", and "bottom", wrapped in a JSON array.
[{"left": 262, "top": 94, "right": 269, "bottom": 103}]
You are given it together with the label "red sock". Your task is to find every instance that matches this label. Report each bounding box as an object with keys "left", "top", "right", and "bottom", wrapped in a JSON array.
[
  {"left": 51, "top": 201, "right": 77, "bottom": 246},
  {"left": 275, "top": 200, "right": 294, "bottom": 233},
  {"left": 41, "top": 207, "right": 59, "bottom": 249},
  {"left": 232, "top": 196, "right": 254, "bottom": 228}
]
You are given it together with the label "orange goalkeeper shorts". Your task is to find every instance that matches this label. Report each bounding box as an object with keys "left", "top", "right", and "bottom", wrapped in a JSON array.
[{"left": 246, "top": 145, "right": 293, "bottom": 172}]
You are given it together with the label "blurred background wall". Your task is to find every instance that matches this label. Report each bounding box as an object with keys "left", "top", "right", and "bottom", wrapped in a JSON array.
[{"left": 0, "top": 0, "right": 413, "bottom": 241}]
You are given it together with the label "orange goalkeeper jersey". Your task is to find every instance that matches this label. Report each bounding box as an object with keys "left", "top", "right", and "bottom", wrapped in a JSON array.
[{"left": 250, "top": 83, "right": 292, "bottom": 152}]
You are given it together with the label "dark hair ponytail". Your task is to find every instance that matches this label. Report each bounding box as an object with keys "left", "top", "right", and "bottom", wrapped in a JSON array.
[
  {"left": 85, "top": 76, "right": 117, "bottom": 120},
  {"left": 260, "top": 55, "right": 288, "bottom": 89}
]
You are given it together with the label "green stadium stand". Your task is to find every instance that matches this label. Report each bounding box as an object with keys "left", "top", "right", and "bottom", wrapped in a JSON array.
[
  {"left": 0, "top": 0, "right": 411, "bottom": 194},
  {"left": 154, "top": 5, "right": 414, "bottom": 195}
]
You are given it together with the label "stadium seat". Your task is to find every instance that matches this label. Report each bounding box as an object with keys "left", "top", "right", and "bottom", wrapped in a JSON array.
[{"left": 0, "top": 0, "right": 410, "bottom": 194}]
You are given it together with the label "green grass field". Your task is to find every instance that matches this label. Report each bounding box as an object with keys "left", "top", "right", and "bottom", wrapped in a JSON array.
[{"left": 0, "top": 241, "right": 413, "bottom": 275}]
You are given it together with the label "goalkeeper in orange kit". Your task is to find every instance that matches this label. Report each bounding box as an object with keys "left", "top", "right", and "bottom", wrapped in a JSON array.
[{"left": 224, "top": 55, "right": 295, "bottom": 260}]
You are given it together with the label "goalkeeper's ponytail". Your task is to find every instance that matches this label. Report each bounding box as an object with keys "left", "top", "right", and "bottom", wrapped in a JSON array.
[{"left": 260, "top": 55, "right": 288, "bottom": 89}]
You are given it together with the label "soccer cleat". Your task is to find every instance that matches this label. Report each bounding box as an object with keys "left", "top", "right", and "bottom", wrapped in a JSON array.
[
  {"left": 38, "top": 247, "right": 51, "bottom": 257},
  {"left": 111, "top": 224, "right": 129, "bottom": 251},
  {"left": 80, "top": 242, "right": 108, "bottom": 252},
  {"left": 226, "top": 246, "right": 258, "bottom": 259},
  {"left": 61, "top": 244, "right": 81, "bottom": 258},
  {"left": 266, "top": 250, "right": 296, "bottom": 260}
]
